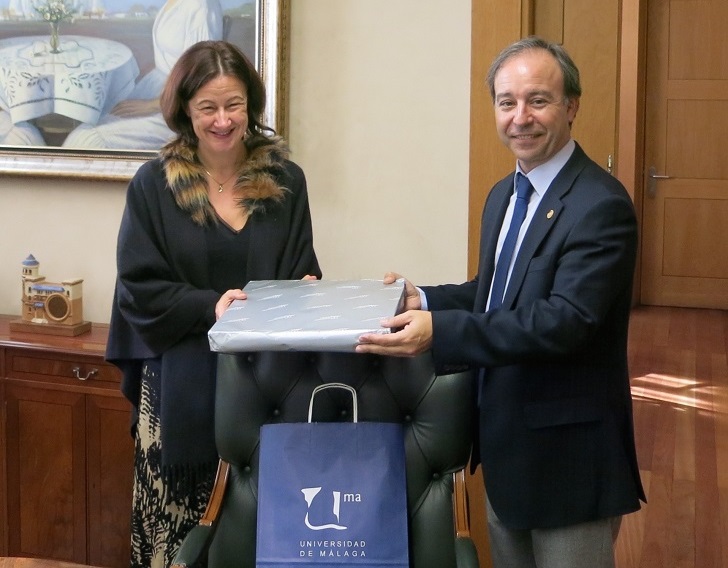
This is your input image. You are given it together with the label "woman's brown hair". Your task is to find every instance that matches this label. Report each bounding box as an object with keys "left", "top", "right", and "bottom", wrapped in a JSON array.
[{"left": 160, "top": 40, "right": 272, "bottom": 147}]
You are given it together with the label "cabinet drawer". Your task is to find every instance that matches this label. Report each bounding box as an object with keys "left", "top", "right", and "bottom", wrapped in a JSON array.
[{"left": 6, "top": 350, "right": 120, "bottom": 386}]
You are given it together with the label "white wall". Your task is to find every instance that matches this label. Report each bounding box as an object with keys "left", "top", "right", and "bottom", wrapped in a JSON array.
[{"left": 0, "top": 0, "right": 471, "bottom": 324}]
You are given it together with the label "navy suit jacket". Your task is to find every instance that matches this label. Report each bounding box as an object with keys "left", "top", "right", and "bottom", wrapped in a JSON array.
[{"left": 422, "top": 143, "right": 646, "bottom": 530}]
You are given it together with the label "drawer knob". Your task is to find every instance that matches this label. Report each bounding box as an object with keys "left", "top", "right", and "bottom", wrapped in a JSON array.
[{"left": 72, "top": 366, "right": 98, "bottom": 381}]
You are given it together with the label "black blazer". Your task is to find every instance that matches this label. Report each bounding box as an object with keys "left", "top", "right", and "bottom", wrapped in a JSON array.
[{"left": 423, "top": 143, "right": 646, "bottom": 530}]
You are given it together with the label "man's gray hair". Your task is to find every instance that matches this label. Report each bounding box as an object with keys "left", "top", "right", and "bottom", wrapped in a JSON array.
[{"left": 486, "top": 36, "right": 582, "bottom": 102}]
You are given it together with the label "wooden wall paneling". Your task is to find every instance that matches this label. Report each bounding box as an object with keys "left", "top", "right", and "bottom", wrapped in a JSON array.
[
  {"left": 468, "top": 0, "right": 522, "bottom": 279},
  {"left": 616, "top": 0, "right": 648, "bottom": 305},
  {"left": 532, "top": 0, "right": 565, "bottom": 44},
  {"left": 468, "top": 3, "right": 524, "bottom": 566},
  {"left": 616, "top": 0, "right": 648, "bottom": 203}
]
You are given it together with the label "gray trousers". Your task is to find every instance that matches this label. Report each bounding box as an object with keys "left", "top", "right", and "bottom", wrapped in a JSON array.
[{"left": 486, "top": 496, "right": 622, "bottom": 568}]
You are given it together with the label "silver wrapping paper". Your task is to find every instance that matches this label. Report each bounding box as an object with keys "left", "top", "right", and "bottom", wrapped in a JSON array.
[{"left": 208, "top": 279, "right": 406, "bottom": 353}]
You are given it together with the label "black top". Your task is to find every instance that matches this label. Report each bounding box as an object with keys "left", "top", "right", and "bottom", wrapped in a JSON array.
[
  {"left": 207, "top": 217, "right": 251, "bottom": 291},
  {"left": 106, "top": 152, "right": 321, "bottom": 478}
]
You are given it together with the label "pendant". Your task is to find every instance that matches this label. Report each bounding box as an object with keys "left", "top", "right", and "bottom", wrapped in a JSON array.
[{"left": 218, "top": 185, "right": 223, "bottom": 193}]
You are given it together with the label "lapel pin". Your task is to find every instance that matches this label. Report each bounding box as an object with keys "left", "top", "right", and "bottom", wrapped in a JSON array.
[{"left": 547, "top": 210, "right": 554, "bottom": 219}]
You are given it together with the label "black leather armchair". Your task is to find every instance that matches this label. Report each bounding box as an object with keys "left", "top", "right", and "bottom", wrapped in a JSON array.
[{"left": 172, "top": 351, "right": 478, "bottom": 568}]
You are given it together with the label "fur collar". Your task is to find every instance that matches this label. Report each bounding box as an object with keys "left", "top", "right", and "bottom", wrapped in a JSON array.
[{"left": 161, "top": 136, "right": 290, "bottom": 226}]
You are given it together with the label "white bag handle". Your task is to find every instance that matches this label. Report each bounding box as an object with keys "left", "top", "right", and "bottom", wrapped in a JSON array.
[{"left": 308, "top": 382, "right": 358, "bottom": 423}]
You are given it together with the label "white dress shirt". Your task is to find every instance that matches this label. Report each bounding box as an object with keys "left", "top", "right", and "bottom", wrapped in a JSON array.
[{"left": 419, "top": 139, "right": 577, "bottom": 312}]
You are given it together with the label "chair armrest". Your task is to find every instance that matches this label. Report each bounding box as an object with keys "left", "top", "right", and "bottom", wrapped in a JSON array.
[
  {"left": 455, "top": 535, "right": 480, "bottom": 568},
  {"left": 453, "top": 469, "right": 480, "bottom": 567},
  {"left": 170, "top": 525, "right": 214, "bottom": 568},
  {"left": 170, "top": 460, "right": 231, "bottom": 568},
  {"left": 453, "top": 469, "right": 472, "bottom": 538}
]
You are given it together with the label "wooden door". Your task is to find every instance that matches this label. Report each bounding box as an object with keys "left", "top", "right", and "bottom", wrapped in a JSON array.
[{"left": 640, "top": 0, "right": 728, "bottom": 308}]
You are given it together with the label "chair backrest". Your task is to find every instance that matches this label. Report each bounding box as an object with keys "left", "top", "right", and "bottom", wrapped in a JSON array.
[{"left": 206, "top": 351, "right": 475, "bottom": 568}]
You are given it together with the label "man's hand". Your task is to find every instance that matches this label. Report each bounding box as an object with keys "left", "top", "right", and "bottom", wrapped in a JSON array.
[
  {"left": 383, "top": 272, "right": 422, "bottom": 311},
  {"left": 355, "top": 310, "right": 433, "bottom": 357}
]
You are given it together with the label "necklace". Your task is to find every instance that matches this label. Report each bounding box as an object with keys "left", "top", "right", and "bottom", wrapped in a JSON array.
[{"left": 203, "top": 168, "right": 238, "bottom": 193}]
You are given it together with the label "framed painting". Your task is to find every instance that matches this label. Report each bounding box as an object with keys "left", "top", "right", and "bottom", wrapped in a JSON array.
[{"left": 0, "top": 0, "right": 290, "bottom": 180}]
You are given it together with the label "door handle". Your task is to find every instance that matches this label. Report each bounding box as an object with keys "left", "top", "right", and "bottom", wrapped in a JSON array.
[{"left": 647, "top": 166, "right": 670, "bottom": 197}]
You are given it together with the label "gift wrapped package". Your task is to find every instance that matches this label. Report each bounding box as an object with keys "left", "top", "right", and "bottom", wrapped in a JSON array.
[{"left": 208, "top": 279, "right": 406, "bottom": 353}]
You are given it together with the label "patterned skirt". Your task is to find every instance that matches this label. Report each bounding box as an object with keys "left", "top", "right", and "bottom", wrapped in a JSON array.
[{"left": 130, "top": 361, "right": 214, "bottom": 568}]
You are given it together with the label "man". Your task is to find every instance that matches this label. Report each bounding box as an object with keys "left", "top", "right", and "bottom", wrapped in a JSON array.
[{"left": 357, "top": 37, "right": 646, "bottom": 568}]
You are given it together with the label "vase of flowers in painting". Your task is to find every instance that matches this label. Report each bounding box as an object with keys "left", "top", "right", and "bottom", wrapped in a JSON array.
[{"left": 33, "top": 0, "right": 76, "bottom": 54}]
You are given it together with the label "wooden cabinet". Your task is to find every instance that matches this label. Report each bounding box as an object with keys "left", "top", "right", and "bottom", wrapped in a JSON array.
[{"left": 0, "top": 316, "right": 133, "bottom": 568}]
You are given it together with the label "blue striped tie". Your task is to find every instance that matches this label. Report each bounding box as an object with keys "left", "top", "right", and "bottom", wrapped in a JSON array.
[{"left": 489, "top": 172, "right": 533, "bottom": 310}]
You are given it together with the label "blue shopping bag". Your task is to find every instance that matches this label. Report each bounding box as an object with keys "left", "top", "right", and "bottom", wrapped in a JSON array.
[{"left": 256, "top": 383, "right": 409, "bottom": 568}]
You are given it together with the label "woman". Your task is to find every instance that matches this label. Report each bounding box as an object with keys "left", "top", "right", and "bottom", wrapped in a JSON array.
[
  {"left": 63, "top": 0, "right": 223, "bottom": 150},
  {"left": 106, "top": 40, "right": 321, "bottom": 568}
]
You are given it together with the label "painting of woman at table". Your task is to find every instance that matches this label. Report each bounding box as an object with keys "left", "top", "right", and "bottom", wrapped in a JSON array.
[
  {"left": 62, "top": 0, "right": 224, "bottom": 150},
  {"left": 0, "top": 0, "right": 257, "bottom": 150}
]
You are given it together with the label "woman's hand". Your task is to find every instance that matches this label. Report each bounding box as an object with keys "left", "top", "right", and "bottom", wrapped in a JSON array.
[
  {"left": 215, "top": 289, "right": 247, "bottom": 320},
  {"left": 110, "top": 98, "right": 160, "bottom": 118},
  {"left": 216, "top": 276, "right": 315, "bottom": 320}
]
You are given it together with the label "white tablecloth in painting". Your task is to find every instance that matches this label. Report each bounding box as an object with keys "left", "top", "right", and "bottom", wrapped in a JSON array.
[{"left": 0, "top": 35, "right": 139, "bottom": 125}]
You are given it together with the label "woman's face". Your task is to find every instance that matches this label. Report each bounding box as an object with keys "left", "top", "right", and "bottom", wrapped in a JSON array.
[{"left": 187, "top": 74, "right": 249, "bottom": 155}]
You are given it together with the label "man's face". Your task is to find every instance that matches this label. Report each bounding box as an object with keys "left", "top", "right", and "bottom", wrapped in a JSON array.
[{"left": 493, "top": 49, "right": 579, "bottom": 173}]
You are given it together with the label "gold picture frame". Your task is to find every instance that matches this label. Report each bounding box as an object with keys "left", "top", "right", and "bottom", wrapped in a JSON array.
[{"left": 0, "top": 0, "right": 290, "bottom": 180}]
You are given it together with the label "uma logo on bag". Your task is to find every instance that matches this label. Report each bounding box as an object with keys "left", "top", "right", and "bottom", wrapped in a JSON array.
[
  {"left": 301, "top": 486, "right": 362, "bottom": 530},
  {"left": 299, "top": 486, "right": 367, "bottom": 559}
]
